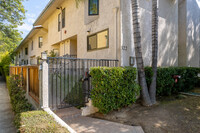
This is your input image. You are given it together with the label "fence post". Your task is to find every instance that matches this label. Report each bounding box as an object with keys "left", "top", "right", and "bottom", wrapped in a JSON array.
[
  {"left": 26, "top": 67, "right": 29, "bottom": 96},
  {"left": 42, "top": 60, "right": 49, "bottom": 108}
]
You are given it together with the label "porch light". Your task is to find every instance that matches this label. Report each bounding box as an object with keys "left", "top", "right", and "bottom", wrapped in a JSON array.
[
  {"left": 41, "top": 52, "right": 47, "bottom": 60},
  {"left": 130, "top": 56, "right": 135, "bottom": 66}
]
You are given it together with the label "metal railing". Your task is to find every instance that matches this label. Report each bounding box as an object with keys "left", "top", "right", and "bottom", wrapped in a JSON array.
[{"left": 48, "top": 57, "right": 119, "bottom": 110}]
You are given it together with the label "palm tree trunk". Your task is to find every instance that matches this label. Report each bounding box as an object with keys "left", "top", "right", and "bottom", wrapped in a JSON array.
[
  {"left": 149, "top": 0, "right": 158, "bottom": 104},
  {"left": 131, "top": 0, "right": 152, "bottom": 106}
]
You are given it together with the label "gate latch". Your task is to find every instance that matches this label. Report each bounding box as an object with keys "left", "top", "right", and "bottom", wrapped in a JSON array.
[{"left": 82, "top": 71, "right": 91, "bottom": 81}]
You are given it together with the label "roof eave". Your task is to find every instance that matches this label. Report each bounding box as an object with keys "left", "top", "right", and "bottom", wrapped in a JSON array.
[{"left": 33, "top": 0, "right": 56, "bottom": 26}]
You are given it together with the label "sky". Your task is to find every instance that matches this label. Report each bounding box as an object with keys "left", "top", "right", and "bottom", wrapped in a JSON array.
[{"left": 18, "top": 0, "right": 50, "bottom": 39}]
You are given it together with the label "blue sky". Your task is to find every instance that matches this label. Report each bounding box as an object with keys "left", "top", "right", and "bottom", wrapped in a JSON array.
[{"left": 18, "top": 0, "right": 50, "bottom": 38}]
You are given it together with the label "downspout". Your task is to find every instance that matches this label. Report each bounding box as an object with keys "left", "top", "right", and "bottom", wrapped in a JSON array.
[{"left": 114, "top": 7, "right": 119, "bottom": 61}]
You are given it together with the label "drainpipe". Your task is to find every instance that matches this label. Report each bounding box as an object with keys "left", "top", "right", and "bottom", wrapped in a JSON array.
[{"left": 113, "top": 7, "right": 119, "bottom": 61}]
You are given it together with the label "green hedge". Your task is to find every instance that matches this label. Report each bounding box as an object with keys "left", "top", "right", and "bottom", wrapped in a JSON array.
[
  {"left": 90, "top": 67, "right": 140, "bottom": 114},
  {"left": 7, "top": 75, "right": 32, "bottom": 128},
  {"left": 145, "top": 67, "right": 200, "bottom": 96}
]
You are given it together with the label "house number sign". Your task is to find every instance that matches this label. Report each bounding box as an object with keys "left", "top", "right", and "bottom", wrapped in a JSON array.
[{"left": 122, "top": 46, "right": 127, "bottom": 50}]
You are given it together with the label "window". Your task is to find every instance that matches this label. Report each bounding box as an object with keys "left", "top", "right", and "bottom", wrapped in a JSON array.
[
  {"left": 38, "top": 37, "right": 43, "bottom": 48},
  {"left": 89, "top": 0, "right": 99, "bottom": 15},
  {"left": 25, "top": 47, "right": 28, "bottom": 55},
  {"left": 31, "top": 41, "right": 33, "bottom": 50},
  {"left": 87, "top": 29, "right": 109, "bottom": 51},
  {"left": 58, "top": 13, "right": 61, "bottom": 31},
  {"left": 62, "top": 8, "right": 65, "bottom": 28}
]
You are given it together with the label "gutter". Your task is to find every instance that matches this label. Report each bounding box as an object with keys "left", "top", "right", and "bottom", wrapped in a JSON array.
[{"left": 33, "top": 0, "right": 56, "bottom": 26}]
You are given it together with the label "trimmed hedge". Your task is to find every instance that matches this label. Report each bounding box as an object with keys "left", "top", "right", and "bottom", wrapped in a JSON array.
[
  {"left": 90, "top": 67, "right": 140, "bottom": 114},
  {"left": 145, "top": 67, "right": 200, "bottom": 96},
  {"left": 7, "top": 75, "right": 32, "bottom": 128}
]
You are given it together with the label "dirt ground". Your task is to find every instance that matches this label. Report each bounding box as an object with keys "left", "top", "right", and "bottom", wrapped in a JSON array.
[{"left": 92, "top": 88, "right": 200, "bottom": 133}]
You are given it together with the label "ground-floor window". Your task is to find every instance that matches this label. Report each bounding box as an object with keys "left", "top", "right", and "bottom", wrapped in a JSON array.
[{"left": 87, "top": 29, "right": 109, "bottom": 51}]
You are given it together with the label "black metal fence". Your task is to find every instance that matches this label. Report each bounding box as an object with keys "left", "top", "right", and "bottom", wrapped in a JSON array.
[{"left": 48, "top": 57, "right": 119, "bottom": 110}]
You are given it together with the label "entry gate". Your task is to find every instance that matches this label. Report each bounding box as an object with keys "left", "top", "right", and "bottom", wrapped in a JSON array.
[{"left": 48, "top": 57, "right": 119, "bottom": 110}]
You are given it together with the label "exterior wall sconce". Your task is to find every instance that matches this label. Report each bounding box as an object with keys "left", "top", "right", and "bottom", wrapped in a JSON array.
[
  {"left": 129, "top": 56, "right": 135, "bottom": 66},
  {"left": 87, "top": 28, "right": 91, "bottom": 33},
  {"left": 41, "top": 52, "right": 47, "bottom": 60}
]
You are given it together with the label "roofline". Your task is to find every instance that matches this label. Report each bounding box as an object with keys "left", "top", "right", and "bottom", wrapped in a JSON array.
[
  {"left": 14, "top": 28, "right": 35, "bottom": 53},
  {"left": 33, "top": 0, "right": 56, "bottom": 26},
  {"left": 14, "top": 0, "right": 56, "bottom": 53}
]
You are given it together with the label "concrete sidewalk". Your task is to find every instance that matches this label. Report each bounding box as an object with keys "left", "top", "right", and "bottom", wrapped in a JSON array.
[
  {"left": 56, "top": 107, "right": 144, "bottom": 133},
  {"left": 0, "top": 76, "right": 16, "bottom": 133}
]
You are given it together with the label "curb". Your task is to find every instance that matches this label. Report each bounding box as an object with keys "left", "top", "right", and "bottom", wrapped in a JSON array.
[{"left": 43, "top": 107, "right": 76, "bottom": 133}]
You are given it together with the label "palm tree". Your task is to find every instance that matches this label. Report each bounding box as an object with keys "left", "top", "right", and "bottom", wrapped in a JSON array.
[
  {"left": 131, "top": 0, "right": 152, "bottom": 106},
  {"left": 149, "top": 0, "right": 158, "bottom": 105}
]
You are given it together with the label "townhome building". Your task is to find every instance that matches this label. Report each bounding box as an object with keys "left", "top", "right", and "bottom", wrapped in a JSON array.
[{"left": 14, "top": 0, "right": 200, "bottom": 67}]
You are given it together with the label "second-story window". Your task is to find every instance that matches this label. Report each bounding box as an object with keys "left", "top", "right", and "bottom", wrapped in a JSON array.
[
  {"left": 62, "top": 8, "right": 65, "bottom": 28},
  {"left": 39, "top": 37, "right": 43, "bottom": 48},
  {"left": 25, "top": 48, "right": 28, "bottom": 55},
  {"left": 31, "top": 41, "right": 33, "bottom": 50},
  {"left": 89, "top": 0, "right": 99, "bottom": 15},
  {"left": 58, "top": 13, "right": 61, "bottom": 31}
]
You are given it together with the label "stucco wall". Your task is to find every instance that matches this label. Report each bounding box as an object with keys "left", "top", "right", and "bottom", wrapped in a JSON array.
[
  {"left": 138, "top": 0, "right": 178, "bottom": 67},
  {"left": 120, "top": 0, "right": 136, "bottom": 67},
  {"left": 17, "top": 0, "right": 121, "bottom": 63},
  {"left": 178, "top": 0, "right": 187, "bottom": 66},
  {"left": 45, "top": 0, "right": 120, "bottom": 60},
  {"left": 186, "top": 0, "right": 200, "bottom": 67}
]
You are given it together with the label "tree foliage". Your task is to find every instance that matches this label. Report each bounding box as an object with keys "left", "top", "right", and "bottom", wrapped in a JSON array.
[{"left": 0, "top": 0, "right": 25, "bottom": 53}]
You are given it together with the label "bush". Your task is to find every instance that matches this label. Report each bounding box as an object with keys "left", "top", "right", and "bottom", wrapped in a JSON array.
[
  {"left": 145, "top": 67, "right": 200, "bottom": 96},
  {"left": 7, "top": 75, "right": 32, "bottom": 128},
  {"left": 0, "top": 52, "right": 13, "bottom": 78},
  {"left": 90, "top": 67, "right": 140, "bottom": 114}
]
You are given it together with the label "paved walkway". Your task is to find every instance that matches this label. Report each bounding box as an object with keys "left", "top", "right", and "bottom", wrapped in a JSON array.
[
  {"left": 56, "top": 107, "right": 144, "bottom": 133},
  {"left": 0, "top": 76, "right": 16, "bottom": 133}
]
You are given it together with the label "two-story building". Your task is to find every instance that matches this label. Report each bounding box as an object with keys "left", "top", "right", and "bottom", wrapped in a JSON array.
[{"left": 14, "top": 0, "right": 200, "bottom": 67}]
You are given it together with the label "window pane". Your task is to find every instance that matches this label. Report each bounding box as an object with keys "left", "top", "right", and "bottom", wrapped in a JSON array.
[
  {"left": 62, "top": 8, "right": 65, "bottom": 28},
  {"left": 39, "top": 37, "right": 43, "bottom": 48},
  {"left": 88, "top": 35, "right": 97, "bottom": 50},
  {"left": 97, "top": 30, "right": 108, "bottom": 48},
  {"left": 58, "top": 14, "right": 61, "bottom": 31},
  {"left": 89, "top": 0, "right": 98, "bottom": 15}
]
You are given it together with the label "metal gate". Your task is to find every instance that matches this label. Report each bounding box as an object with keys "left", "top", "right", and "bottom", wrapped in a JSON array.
[{"left": 48, "top": 57, "right": 119, "bottom": 110}]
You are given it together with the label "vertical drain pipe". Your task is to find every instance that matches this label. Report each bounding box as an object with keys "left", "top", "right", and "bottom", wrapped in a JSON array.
[{"left": 113, "top": 7, "right": 119, "bottom": 62}]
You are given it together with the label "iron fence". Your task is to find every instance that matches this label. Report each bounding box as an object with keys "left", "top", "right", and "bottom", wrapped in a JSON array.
[{"left": 48, "top": 57, "right": 119, "bottom": 110}]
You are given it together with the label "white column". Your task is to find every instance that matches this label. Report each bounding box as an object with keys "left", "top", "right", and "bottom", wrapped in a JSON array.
[{"left": 42, "top": 61, "right": 49, "bottom": 108}]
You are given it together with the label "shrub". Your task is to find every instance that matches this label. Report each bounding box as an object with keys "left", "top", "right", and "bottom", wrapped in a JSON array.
[
  {"left": 145, "top": 67, "right": 200, "bottom": 96},
  {"left": 7, "top": 75, "right": 32, "bottom": 128},
  {"left": 90, "top": 67, "right": 140, "bottom": 114},
  {"left": 0, "top": 52, "right": 13, "bottom": 78}
]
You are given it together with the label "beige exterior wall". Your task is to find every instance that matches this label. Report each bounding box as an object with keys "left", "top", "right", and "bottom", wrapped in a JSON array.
[{"left": 16, "top": 0, "right": 121, "bottom": 65}]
